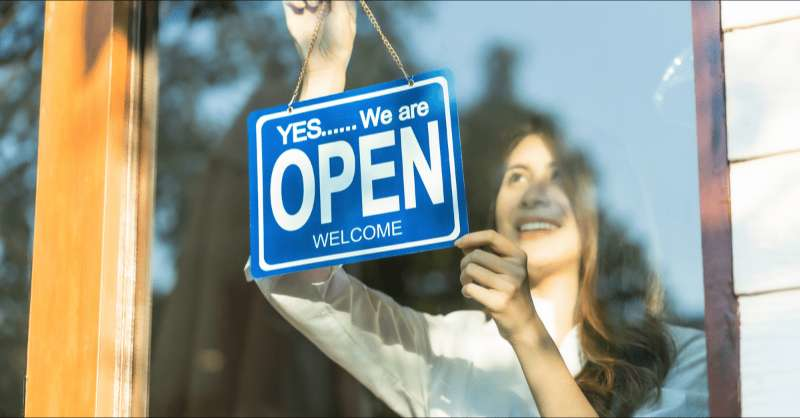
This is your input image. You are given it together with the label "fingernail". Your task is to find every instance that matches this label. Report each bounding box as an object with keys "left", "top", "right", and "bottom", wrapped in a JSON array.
[{"left": 287, "top": 3, "right": 304, "bottom": 14}]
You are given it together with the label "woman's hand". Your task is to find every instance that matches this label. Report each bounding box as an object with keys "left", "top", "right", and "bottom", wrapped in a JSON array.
[
  {"left": 458, "top": 230, "right": 599, "bottom": 417},
  {"left": 283, "top": 1, "right": 356, "bottom": 75},
  {"left": 455, "top": 230, "right": 541, "bottom": 343}
]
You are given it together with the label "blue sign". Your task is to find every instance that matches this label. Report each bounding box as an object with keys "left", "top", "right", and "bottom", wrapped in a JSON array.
[{"left": 248, "top": 69, "right": 468, "bottom": 279}]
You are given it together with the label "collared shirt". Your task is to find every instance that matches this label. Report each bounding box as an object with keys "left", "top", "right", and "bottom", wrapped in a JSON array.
[{"left": 247, "top": 262, "right": 709, "bottom": 417}]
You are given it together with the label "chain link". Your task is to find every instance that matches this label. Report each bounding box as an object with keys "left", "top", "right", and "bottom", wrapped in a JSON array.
[
  {"left": 358, "top": 0, "right": 413, "bottom": 86},
  {"left": 287, "top": 1, "right": 329, "bottom": 113},
  {"left": 288, "top": 0, "right": 413, "bottom": 112}
]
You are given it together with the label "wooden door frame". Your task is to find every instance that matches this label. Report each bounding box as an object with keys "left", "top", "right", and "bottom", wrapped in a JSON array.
[
  {"left": 24, "top": 1, "right": 157, "bottom": 416},
  {"left": 23, "top": 1, "right": 739, "bottom": 417},
  {"left": 691, "top": 1, "right": 741, "bottom": 417}
]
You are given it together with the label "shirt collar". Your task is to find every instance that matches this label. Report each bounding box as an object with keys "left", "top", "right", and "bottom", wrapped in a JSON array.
[{"left": 531, "top": 294, "right": 585, "bottom": 376}]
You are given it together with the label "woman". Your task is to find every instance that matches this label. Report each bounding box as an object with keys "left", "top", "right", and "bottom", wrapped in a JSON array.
[{"left": 246, "top": 2, "right": 708, "bottom": 416}]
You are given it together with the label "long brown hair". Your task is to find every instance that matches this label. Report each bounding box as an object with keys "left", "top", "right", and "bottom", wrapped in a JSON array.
[{"left": 494, "top": 114, "right": 675, "bottom": 416}]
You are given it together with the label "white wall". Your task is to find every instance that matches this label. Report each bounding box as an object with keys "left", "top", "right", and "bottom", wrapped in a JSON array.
[{"left": 721, "top": 2, "right": 800, "bottom": 416}]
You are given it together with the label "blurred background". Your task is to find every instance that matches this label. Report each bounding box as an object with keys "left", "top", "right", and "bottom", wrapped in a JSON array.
[
  {"left": 0, "top": 1, "right": 42, "bottom": 416},
  {"left": 0, "top": 1, "right": 702, "bottom": 416}
]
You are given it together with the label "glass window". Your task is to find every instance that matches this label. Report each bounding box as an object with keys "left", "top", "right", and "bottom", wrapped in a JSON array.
[{"left": 151, "top": 2, "right": 704, "bottom": 416}]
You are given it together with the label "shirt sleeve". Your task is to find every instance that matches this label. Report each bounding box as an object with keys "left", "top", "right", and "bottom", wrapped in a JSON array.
[
  {"left": 246, "top": 259, "right": 443, "bottom": 417},
  {"left": 634, "top": 326, "right": 710, "bottom": 417}
]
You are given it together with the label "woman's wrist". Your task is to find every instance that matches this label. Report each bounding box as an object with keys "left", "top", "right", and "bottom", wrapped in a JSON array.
[
  {"left": 300, "top": 65, "right": 348, "bottom": 99},
  {"left": 507, "top": 315, "right": 555, "bottom": 353}
]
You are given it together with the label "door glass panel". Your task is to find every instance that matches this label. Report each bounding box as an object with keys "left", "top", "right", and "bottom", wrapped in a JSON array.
[{"left": 151, "top": 2, "right": 704, "bottom": 416}]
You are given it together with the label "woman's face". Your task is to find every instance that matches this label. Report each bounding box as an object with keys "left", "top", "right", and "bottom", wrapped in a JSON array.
[{"left": 495, "top": 135, "right": 582, "bottom": 281}]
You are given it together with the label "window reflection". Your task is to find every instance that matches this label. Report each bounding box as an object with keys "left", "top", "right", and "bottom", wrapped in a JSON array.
[{"left": 151, "top": 2, "right": 704, "bottom": 416}]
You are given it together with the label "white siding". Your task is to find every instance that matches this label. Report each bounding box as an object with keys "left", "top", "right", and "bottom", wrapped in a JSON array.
[
  {"left": 730, "top": 152, "right": 800, "bottom": 295},
  {"left": 740, "top": 289, "right": 800, "bottom": 417},
  {"left": 722, "top": 2, "right": 800, "bottom": 416},
  {"left": 721, "top": 1, "right": 800, "bottom": 30},
  {"left": 724, "top": 18, "right": 800, "bottom": 161}
]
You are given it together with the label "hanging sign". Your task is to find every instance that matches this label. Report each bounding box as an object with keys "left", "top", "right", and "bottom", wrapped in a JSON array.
[{"left": 247, "top": 69, "right": 468, "bottom": 279}]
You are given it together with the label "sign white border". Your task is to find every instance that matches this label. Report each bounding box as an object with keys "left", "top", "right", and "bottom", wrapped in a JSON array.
[{"left": 255, "top": 76, "right": 460, "bottom": 272}]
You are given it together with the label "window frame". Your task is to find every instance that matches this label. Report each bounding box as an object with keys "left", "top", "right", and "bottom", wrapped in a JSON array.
[
  {"left": 691, "top": 1, "right": 740, "bottom": 416},
  {"left": 24, "top": 1, "right": 739, "bottom": 416}
]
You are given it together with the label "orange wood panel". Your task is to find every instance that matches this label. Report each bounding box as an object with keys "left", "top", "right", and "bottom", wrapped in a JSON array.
[{"left": 25, "top": 1, "right": 156, "bottom": 416}]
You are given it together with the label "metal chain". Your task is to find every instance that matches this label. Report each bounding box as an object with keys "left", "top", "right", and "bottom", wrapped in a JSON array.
[
  {"left": 358, "top": 0, "right": 413, "bottom": 86},
  {"left": 287, "top": 1, "right": 329, "bottom": 113},
  {"left": 288, "top": 0, "right": 413, "bottom": 112}
]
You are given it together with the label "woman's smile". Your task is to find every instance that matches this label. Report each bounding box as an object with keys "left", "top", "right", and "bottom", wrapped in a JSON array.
[{"left": 515, "top": 214, "right": 563, "bottom": 240}]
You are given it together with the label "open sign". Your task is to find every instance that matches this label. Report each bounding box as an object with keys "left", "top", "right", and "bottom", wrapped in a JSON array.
[{"left": 247, "top": 70, "right": 468, "bottom": 279}]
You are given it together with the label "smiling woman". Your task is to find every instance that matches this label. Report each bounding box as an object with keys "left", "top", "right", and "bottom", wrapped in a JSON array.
[
  {"left": 254, "top": 111, "right": 706, "bottom": 417},
  {"left": 486, "top": 117, "right": 682, "bottom": 416}
]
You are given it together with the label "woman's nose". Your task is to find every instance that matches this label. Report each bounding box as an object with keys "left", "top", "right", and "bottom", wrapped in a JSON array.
[{"left": 520, "top": 182, "right": 552, "bottom": 208}]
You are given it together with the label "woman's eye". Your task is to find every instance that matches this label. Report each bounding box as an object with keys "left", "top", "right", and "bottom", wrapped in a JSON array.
[
  {"left": 551, "top": 168, "right": 561, "bottom": 181},
  {"left": 507, "top": 172, "right": 524, "bottom": 184}
]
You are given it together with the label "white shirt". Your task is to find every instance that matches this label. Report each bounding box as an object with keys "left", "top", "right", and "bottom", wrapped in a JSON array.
[{"left": 247, "top": 262, "right": 709, "bottom": 417}]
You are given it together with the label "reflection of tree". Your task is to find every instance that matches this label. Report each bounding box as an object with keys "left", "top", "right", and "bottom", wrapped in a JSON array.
[
  {"left": 0, "top": 2, "right": 43, "bottom": 416},
  {"left": 150, "top": 2, "right": 427, "bottom": 416}
]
